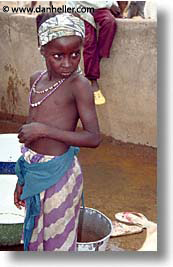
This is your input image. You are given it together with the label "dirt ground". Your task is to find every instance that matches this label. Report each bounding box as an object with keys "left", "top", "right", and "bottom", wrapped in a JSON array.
[{"left": 0, "top": 119, "right": 157, "bottom": 251}]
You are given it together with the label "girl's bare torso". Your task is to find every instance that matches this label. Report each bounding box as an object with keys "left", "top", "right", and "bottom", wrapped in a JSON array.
[{"left": 27, "top": 74, "right": 79, "bottom": 155}]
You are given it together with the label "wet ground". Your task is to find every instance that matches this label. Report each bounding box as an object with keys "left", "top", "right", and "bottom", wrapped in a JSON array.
[{"left": 0, "top": 119, "right": 157, "bottom": 251}]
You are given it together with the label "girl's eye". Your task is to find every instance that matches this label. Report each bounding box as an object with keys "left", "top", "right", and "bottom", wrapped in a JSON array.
[
  {"left": 54, "top": 54, "right": 62, "bottom": 60},
  {"left": 71, "top": 52, "right": 80, "bottom": 58}
]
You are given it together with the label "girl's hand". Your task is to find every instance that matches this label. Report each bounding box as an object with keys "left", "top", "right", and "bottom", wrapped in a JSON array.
[
  {"left": 18, "top": 122, "right": 47, "bottom": 146},
  {"left": 14, "top": 183, "right": 25, "bottom": 209}
]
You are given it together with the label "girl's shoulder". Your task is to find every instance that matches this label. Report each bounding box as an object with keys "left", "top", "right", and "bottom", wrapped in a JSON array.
[
  {"left": 69, "top": 72, "right": 93, "bottom": 100},
  {"left": 69, "top": 72, "right": 90, "bottom": 89},
  {"left": 30, "top": 71, "right": 43, "bottom": 88}
]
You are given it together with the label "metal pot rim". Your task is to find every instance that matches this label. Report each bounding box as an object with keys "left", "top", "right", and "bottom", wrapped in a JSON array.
[{"left": 77, "top": 206, "right": 113, "bottom": 245}]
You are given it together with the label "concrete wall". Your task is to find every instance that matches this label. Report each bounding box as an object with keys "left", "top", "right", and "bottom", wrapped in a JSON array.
[
  {"left": 0, "top": 13, "right": 157, "bottom": 147},
  {"left": 98, "top": 19, "right": 157, "bottom": 147}
]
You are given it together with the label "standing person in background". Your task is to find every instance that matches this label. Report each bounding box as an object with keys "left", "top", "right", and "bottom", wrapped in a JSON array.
[
  {"left": 67, "top": 1, "right": 120, "bottom": 105},
  {"left": 117, "top": 1, "right": 128, "bottom": 17},
  {"left": 127, "top": 1, "right": 146, "bottom": 19}
]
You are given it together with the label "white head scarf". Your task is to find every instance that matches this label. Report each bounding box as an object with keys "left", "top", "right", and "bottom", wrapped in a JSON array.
[{"left": 38, "top": 13, "right": 85, "bottom": 46}]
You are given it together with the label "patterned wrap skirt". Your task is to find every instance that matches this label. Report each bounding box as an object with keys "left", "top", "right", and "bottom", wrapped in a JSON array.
[{"left": 21, "top": 146, "right": 83, "bottom": 251}]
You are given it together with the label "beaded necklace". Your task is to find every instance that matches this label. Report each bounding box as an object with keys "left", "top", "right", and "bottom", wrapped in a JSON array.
[{"left": 29, "top": 71, "right": 66, "bottom": 107}]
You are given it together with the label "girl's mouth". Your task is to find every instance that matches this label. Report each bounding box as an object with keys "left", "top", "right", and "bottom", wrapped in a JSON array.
[{"left": 61, "top": 71, "right": 72, "bottom": 77}]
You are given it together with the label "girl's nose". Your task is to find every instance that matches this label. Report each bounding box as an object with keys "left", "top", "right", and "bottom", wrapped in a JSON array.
[{"left": 62, "top": 58, "right": 72, "bottom": 68}]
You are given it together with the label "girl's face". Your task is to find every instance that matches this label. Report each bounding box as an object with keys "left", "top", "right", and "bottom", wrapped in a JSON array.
[{"left": 41, "top": 36, "right": 82, "bottom": 79}]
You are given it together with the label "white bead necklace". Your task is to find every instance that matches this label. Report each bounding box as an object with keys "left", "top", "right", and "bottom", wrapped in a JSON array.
[{"left": 29, "top": 71, "right": 66, "bottom": 107}]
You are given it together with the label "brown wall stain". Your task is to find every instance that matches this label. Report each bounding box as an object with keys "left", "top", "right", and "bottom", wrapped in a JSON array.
[
  {"left": 3, "top": 64, "right": 29, "bottom": 114},
  {"left": 0, "top": 96, "right": 8, "bottom": 113},
  {"left": 7, "top": 75, "right": 19, "bottom": 113}
]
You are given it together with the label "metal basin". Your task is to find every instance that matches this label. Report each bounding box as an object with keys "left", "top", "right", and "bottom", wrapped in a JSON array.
[
  {"left": 0, "top": 213, "right": 24, "bottom": 246},
  {"left": 77, "top": 207, "right": 112, "bottom": 251},
  {"left": 0, "top": 134, "right": 24, "bottom": 246},
  {"left": 0, "top": 174, "right": 25, "bottom": 246}
]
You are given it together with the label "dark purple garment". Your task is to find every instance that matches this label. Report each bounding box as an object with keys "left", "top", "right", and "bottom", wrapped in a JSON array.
[{"left": 83, "top": 9, "right": 117, "bottom": 80}]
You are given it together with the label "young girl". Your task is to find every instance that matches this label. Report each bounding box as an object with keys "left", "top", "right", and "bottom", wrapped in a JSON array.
[{"left": 14, "top": 13, "right": 101, "bottom": 251}]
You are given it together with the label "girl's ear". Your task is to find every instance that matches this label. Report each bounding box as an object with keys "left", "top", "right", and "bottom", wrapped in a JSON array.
[{"left": 40, "top": 46, "right": 45, "bottom": 56}]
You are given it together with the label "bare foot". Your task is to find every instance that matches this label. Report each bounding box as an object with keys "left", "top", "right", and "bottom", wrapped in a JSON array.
[
  {"left": 90, "top": 80, "right": 99, "bottom": 92},
  {"left": 88, "top": 79, "right": 106, "bottom": 105}
]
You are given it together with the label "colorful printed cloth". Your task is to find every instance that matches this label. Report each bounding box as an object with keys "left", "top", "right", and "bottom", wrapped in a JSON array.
[
  {"left": 38, "top": 13, "right": 85, "bottom": 46},
  {"left": 66, "top": 1, "right": 118, "bottom": 28},
  {"left": 21, "top": 146, "right": 83, "bottom": 251}
]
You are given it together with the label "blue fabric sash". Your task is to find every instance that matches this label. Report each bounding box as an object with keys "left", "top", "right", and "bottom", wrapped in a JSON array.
[{"left": 15, "top": 146, "right": 79, "bottom": 251}]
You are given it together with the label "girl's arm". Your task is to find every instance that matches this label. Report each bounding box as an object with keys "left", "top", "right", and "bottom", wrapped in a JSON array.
[{"left": 18, "top": 76, "right": 101, "bottom": 148}]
